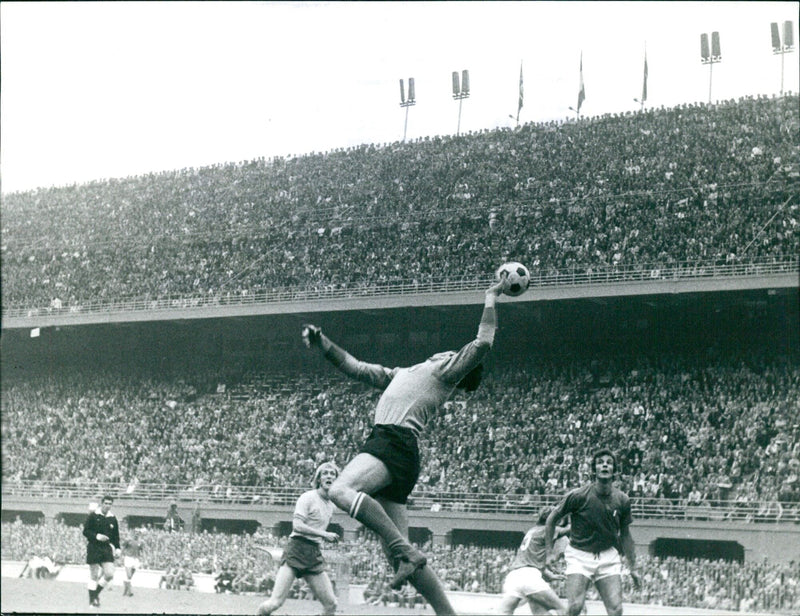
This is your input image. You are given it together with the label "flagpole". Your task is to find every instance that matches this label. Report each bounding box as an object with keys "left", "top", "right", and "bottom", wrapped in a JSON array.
[
  {"left": 516, "top": 60, "right": 523, "bottom": 126},
  {"left": 573, "top": 51, "right": 585, "bottom": 118},
  {"left": 634, "top": 46, "right": 647, "bottom": 112},
  {"left": 641, "top": 43, "right": 647, "bottom": 111}
]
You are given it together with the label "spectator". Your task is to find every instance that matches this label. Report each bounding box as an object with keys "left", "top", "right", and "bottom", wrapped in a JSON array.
[{"left": 164, "top": 502, "right": 184, "bottom": 532}]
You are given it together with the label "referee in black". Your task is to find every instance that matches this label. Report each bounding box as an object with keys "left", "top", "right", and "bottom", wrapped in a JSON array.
[{"left": 83, "top": 495, "right": 121, "bottom": 607}]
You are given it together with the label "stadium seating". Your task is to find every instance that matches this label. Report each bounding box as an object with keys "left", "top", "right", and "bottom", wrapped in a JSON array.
[
  {"left": 2, "top": 94, "right": 798, "bottom": 310},
  {"left": 3, "top": 352, "right": 798, "bottom": 515}
]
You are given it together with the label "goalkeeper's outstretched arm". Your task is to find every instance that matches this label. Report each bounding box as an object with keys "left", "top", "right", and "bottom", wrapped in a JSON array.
[{"left": 301, "top": 324, "right": 393, "bottom": 389}]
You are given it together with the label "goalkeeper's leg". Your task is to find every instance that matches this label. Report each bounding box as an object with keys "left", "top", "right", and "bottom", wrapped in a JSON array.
[
  {"left": 328, "top": 454, "right": 428, "bottom": 590},
  {"left": 377, "top": 497, "right": 455, "bottom": 615}
]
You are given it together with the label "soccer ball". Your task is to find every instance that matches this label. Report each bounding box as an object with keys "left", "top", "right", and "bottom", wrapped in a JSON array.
[{"left": 495, "top": 261, "right": 531, "bottom": 297}]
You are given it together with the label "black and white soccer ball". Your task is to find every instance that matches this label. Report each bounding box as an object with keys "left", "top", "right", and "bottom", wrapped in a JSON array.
[{"left": 495, "top": 261, "right": 531, "bottom": 297}]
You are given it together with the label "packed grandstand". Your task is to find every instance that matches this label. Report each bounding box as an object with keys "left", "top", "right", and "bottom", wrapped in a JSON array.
[
  {"left": 2, "top": 353, "right": 799, "bottom": 514},
  {"left": 1, "top": 94, "right": 798, "bottom": 311},
  {"left": 2, "top": 93, "right": 799, "bottom": 613}
]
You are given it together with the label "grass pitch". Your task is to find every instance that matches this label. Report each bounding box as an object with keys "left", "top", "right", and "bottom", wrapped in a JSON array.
[{"left": 0, "top": 577, "right": 427, "bottom": 615}]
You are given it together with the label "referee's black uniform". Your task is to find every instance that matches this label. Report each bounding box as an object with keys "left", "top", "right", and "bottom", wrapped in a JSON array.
[{"left": 83, "top": 508, "right": 120, "bottom": 564}]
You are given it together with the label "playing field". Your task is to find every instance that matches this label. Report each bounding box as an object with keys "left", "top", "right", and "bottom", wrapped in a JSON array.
[
  {"left": 0, "top": 577, "right": 424, "bottom": 615},
  {"left": 0, "top": 578, "right": 779, "bottom": 615}
]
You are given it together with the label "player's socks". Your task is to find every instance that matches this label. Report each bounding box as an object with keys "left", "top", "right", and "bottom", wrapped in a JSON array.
[
  {"left": 96, "top": 577, "right": 107, "bottom": 596},
  {"left": 409, "top": 565, "right": 456, "bottom": 615},
  {"left": 87, "top": 580, "right": 97, "bottom": 602},
  {"left": 348, "top": 491, "right": 426, "bottom": 587}
]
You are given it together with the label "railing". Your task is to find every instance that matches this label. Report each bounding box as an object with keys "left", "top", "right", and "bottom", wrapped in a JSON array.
[
  {"left": 3, "top": 255, "right": 797, "bottom": 320},
  {"left": 2, "top": 479, "right": 795, "bottom": 523}
]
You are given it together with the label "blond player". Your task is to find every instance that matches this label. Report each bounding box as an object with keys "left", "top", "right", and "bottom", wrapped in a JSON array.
[{"left": 257, "top": 462, "right": 341, "bottom": 616}]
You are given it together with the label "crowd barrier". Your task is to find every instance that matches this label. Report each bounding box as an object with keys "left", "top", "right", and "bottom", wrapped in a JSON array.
[
  {"left": 5, "top": 256, "right": 797, "bottom": 320},
  {"left": 3, "top": 479, "right": 795, "bottom": 523}
]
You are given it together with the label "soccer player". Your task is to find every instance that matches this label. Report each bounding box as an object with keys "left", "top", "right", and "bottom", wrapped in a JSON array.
[
  {"left": 545, "top": 449, "right": 641, "bottom": 616},
  {"left": 497, "top": 507, "right": 569, "bottom": 615},
  {"left": 83, "top": 495, "right": 121, "bottom": 608},
  {"left": 301, "top": 276, "right": 507, "bottom": 615},
  {"left": 121, "top": 528, "right": 143, "bottom": 597},
  {"left": 257, "top": 462, "right": 341, "bottom": 616}
]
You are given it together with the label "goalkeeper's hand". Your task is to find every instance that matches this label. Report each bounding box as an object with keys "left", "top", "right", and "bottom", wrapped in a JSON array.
[{"left": 302, "top": 324, "right": 322, "bottom": 348}]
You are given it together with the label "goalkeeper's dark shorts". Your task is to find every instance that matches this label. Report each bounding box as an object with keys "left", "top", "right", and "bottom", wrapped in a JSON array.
[{"left": 360, "top": 424, "right": 420, "bottom": 504}]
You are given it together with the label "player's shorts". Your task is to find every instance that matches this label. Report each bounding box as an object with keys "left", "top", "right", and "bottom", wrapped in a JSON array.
[
  {"left": 281, "top": 536, "right": 325, "bottom": 578},
  {"left": 124, "top": 556, "right": 141, "bottom": 570},
  {"left": 564, "top": 544, "right": 622, "bottom": 581},
  {"left": 86, "top": 542, "right": 114, "bottom": 565},
  {"left": 360, "top": 424, "right": 420, "bottom": 504},
  {"left": 502, "top": 566, "right": 553, "bottom": 599}
]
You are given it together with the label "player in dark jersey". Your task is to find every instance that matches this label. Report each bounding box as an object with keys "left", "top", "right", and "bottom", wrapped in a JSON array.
[
  {"left": 301, "top": 276, "right": 507, "bottom": 615},
  {"left": 545, "top": 449, "right": 640, "bottom": 616},
  {"left": 83, "top": 495, "right": 121, "bottom": 608},
  {"left": 497, "top": 507, "right": 569, "bottom": 615}
]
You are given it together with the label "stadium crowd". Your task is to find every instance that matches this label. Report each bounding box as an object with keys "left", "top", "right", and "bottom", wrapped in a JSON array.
[
  {"left": 3, "top": 350, "right": 799, "bottom": 517},
  {"left": 2, "top": 520, "right": 798, "bottom": 613},
  {"left": 2, "top": 92, "right": 799, "bottom": 615},
  {"left": 2, "top": 94, "right": 798, "bottom": 310}
]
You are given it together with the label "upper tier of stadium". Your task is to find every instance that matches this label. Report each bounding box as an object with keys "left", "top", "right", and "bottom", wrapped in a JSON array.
[{"left": 2, "top": 94, "right": 798, "bottom": 313}]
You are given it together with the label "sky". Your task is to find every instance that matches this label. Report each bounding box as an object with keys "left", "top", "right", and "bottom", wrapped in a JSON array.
[{"left": 1, "top": 1, "right": 798, "bottom": 194}]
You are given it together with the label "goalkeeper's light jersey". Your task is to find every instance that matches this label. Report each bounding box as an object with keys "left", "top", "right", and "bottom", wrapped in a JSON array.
[
  {"left": 330, "top": 307, "right": 495, "bottom": 438},
  {"left": 509, "top": 525, "right": 547, "bottom": 571}
]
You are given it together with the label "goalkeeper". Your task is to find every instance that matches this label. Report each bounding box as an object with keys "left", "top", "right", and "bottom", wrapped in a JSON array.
[{"left": 301, "top": 276, "right": 506, "bottom": 615}]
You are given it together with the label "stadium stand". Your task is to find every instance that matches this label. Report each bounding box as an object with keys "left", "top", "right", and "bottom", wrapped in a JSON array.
[
  {"left": 2, "top": 94, "right": 798, "bottom": 312},
  {"left": 2, "top": 351, "right": 798, "bottom": 517}
]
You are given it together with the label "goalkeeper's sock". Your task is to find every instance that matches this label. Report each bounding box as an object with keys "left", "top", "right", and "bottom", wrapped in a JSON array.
[
  {"left": 350, "top": 492, "right": 409, "bottom": 554},
  {"left": 349, "top": 492, "right": 426, "bottom": 567},
  {"left": 87, "top": 580, "right": 97, "bottom": 602},
  {"left": 96, "top": 578, "right": 107, "bottom": 595}
]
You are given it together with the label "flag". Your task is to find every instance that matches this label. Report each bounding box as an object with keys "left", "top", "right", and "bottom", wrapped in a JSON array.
[
  {"left": 642, "top": 51, "right": 648, "bottom": 102},
  {"left": 577, "top": 52, "right": 585, "bottom": 113},
  {"left": 517, "top": 61, "right": 524, "bottom": 120}
]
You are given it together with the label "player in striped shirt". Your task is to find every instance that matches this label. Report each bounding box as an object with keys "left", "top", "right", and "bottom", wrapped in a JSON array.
[
  {"left": 498, "top": 507, "right": 569, "bottom": 614},
  {"left": 301, "top": 276, "right": 507, "bottom": 615}
]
